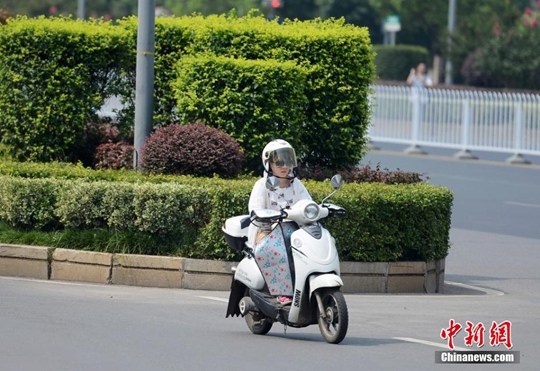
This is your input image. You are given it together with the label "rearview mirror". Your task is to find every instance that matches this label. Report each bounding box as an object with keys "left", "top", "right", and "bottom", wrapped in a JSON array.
[{"left": 330, "top": 174, "right": 343, "bottom": 190}]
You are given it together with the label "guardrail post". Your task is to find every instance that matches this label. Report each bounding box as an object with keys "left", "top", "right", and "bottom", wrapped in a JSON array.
[
  {"left": 454, "top": 92, "right": 478, "bottom": 160},
  {"left": 506, "top": 100, "right": 530, "bottom": 164}
]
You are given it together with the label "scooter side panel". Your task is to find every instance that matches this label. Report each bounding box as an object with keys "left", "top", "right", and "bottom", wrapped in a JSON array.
[
  {"left": 287, "top": 228, "right": 342, "bottom": 324},
  {"left": 289, "top": 282, "right": 314, "bottom": 326},
  {"left": 290, "top": 228, "right": 339, "bottom": 266},
  {"left": 234, "top": 257, "right": 265, "bottom": 290}
]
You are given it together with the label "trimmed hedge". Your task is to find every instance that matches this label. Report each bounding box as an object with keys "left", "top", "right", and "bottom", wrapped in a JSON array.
[
  {"left": 315, "top": 182, "right": 453, "bottom": 261},
  {"left": 116, "top": 16, "right": 196, "bottom": 127},
  {"left": 374, "top": 44, "right": 429, "bottom": 81},
  {"left": 0, "top": 17, "right": 132, "bottom": 162},
  {"left": 0, "top": 176, "right": 60, "bottom": 230},
  {"left": 1, "top": 14, "right": 375, "bottom": 171},
  {"left": 173, "top": 55, "right": 308, "bottom": 171},
  {"left": 184, "top": 15, "right": 375, "bottom": 168},
  {"left": 0, "top": 165, "right": 453, "bottom": 262}
]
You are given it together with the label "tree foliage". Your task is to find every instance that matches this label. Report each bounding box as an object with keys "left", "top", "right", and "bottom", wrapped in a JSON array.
[
  {"left": 162, "top": 0, "right": 259, "bottom": 17},
  {"left": 0, "top": 0, "right": 137, "bottom": 19},
  {"left": 1, "top": 0, "right": 537, "bottom": 89}
]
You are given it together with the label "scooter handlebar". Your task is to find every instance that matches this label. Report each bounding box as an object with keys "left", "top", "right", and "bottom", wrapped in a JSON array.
[
  {"left": 250, "top": 202, "right": 346, "bottom": 227},
  {"left": 324, "top": 203, "right": 347, "bottom": 217}
]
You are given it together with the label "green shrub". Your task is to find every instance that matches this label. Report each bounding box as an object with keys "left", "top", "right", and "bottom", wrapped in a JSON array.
[
  {"left": 373, "top": 44, "right": 429, "bottom": 81},
  {"left": 0, "top": 16, "right": 132, "bottom": 162},
  {"left": 307, "top": 181, "right": 453, "bottom": 262},
  {"left": 192, "top": 182, "right": 252, "bottom": 260},
  {"left": 131, "top": 183, "right": 196, "bottom": 235},
  {"left": 173, "top": 55, "right": 307, "bottom": 172},
  {"left": 0, "top": 170, "right": 452, "bottom": 262},
  {"left": 141, "top": 123, "right": 245, "bottom": 177},
  {"left": 55, "top": 180, "right": 110, "bottom": 229},
  {"left": 0, "top": 15, "right": 375, "bottom": 170},
  {"left": 0, "top": 160, "right": 126, "bottom": 181},
  {"left": 102, "top": 182, "right": 137, "bottom": 231},
  {"left": 0, "top": 159, "right": 209, "bottom": 183},
  {"left": 0, "top": 176, "right": 60, "bottom": 230},
  {"left": 188, "top": 15, "right": 375, "bottom": 168}
]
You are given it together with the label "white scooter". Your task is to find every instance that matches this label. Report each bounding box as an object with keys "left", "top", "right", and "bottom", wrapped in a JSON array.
[{"left": 223, "top": 174, "right": 348, "bottom": 344}]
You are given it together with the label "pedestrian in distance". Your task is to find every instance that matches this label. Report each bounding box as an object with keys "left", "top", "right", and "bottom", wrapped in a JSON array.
[{"left": 407, "top": 62, "right": 433, "bottom": 88}]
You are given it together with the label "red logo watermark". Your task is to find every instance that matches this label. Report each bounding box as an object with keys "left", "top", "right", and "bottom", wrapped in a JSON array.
[{"left": 440, "top": 319, "right": 513, "bottom": 350}]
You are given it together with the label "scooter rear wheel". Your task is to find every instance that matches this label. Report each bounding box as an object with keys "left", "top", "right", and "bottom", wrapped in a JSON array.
[
  {"left": 245, "top": 312, "right": 273, "bottom": 335},
  {"left": 316, "top": 288, "right": 348, "bottom": 344}
]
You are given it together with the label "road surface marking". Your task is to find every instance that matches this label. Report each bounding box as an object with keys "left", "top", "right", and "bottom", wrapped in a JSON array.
[
  {"left": 393, "top": 337, "right": 468, "bottom": 351},
  {"left": 505, "top": 201, "right": 540, "bottom": 208},
  {"left": 198, "top": 296, "right": 228, "bottom": 303}
]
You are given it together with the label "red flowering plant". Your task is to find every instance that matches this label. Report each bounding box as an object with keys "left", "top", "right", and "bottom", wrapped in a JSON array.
[
  {"left": 94, "top": 141, "right": 134, "bottom": 170},
  {"left": 464, "top": 2, "right": 540, "bottom": 90},
  {"left": 520, "top": 2, "right": 540, "bottom": 30}
]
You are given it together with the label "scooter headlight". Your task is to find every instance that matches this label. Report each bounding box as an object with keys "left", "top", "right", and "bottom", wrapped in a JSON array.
[{"left": 304, "top": 203, "right": 320, "bottom": 220}]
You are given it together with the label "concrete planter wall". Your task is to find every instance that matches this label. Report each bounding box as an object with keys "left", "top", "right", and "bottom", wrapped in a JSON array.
[
  {"left": 0, "top": 244, "right": 445, "bottom": 293},
  {"left": 0, "top": 244, "right": 50, "bottom": 280},
  {"left": 340, "top": 260, "right": 445, "bottom": 294}
]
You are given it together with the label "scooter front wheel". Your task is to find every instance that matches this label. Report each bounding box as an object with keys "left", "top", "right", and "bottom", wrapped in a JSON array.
[
  {"left": 316, "top": 288, "right": 348, "bottom": 344},
  {"left": 245, "top": 312, "right": 273, "bottom": 335}
]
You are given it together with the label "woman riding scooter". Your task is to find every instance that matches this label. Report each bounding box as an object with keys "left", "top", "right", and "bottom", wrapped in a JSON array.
[{"left": 248, "top": 139, "right": 312, "bottom": 305}]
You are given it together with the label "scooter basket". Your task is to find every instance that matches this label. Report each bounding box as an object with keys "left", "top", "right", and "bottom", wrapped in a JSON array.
[{"left": 222, "top": 215, "right": 250, "bottom": 252}]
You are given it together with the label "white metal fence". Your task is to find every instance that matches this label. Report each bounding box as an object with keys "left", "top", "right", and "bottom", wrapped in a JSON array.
[{"left": 368, "top": 85, "right": 540, "bottom": 162}]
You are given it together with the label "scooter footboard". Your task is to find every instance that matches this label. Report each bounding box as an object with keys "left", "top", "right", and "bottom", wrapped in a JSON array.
[{"left": 308, "top": 274, "right": 343, "bottom": 298}]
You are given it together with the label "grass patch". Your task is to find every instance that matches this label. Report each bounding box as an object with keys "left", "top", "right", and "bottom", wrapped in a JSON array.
[{"left": 0, "top": 222, "right": 188, "bottom": 256}]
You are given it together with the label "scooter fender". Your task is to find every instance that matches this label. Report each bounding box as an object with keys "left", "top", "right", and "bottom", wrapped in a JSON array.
[
  {"left": 308, "top": 273, "right": 343, "bottom": 298},
  {"left": 234, "top": 257, "right": 265, "bottom": 290}
]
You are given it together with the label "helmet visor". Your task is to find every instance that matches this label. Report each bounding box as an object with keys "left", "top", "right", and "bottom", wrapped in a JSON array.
[{"left": 270, "top": 148, "right": 297, "bottom": 168}]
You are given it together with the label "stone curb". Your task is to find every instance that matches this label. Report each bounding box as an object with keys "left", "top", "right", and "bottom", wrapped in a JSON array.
[{"left": 0, "top": 243, "right": 445, "bottom": 293}]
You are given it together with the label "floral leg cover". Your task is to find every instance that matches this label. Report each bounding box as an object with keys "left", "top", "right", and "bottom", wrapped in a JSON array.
[{"left": 254, "top": 225, "right": 294, "bottom": 296}]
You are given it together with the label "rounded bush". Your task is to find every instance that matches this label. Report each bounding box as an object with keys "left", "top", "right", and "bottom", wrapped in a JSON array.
[{"left": 141, "top": 123, "right": 244, "bottom": 177}]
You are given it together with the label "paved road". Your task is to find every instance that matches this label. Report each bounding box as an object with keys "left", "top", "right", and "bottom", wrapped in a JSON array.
[
  {"left": 363, "top": 147, "right": 540, "bottom": 240},
  {"left": 1, "top": 149, "right": 539, "bottom": 370}
]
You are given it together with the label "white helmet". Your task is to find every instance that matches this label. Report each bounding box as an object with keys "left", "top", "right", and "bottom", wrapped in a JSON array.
[{"left": 261, "top": 139, "right": 297, "bottom": 173}]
